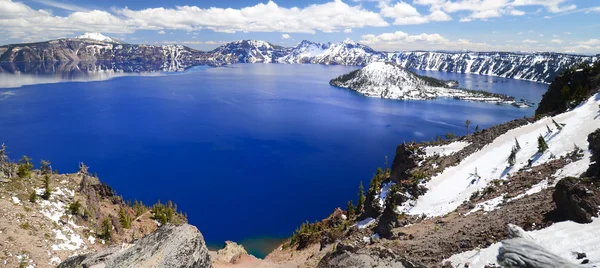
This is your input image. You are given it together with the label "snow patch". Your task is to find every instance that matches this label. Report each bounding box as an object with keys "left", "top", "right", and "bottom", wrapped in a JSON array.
[
  {"left": 425, "top": 141, "right": 470, "bottom": 157},
  {"left": 12, "top": 196, "right": 21, "bottom": 205},
  {"left": 357, "top": 217, "right": 375, "bottom": 229},
  {"left": 466, "top": 195, "right": 505, "bottom": 215}
]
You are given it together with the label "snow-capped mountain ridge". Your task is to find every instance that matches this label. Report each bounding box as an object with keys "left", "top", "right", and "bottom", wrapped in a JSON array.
[
  {"left": 205, "top": 39, "right": 596, "bottom": 83},
  {"left": 74, "top": 33, "right": 122, "bottom": 44}
]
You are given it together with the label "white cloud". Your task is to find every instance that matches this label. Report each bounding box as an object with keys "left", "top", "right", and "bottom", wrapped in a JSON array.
[
  {"left": 411, "top": 0, "right": 577, "bottom": 22},
  {"left": 116, "top": 0, "right": 388, "bottom": 34},
  {"left": 360, "top": 31, "right": 448, "bottom": 50},
  {"left": 158, "top": 30, "right": 166, "bottom": 34},
  {"left": 564, "top": 39, "right": 600, "bottom": 54},
  {"left": 281, "top": 34, "right": 291, "bottom": 39},
  {"left": 32, "top": 0, "right": 89, "bottom": 12},
  {"left": 344, "top": 28, "right": 352, "bottom": 33},
  {"left": 550, "top": 39, "right": 563, "bottom": 44},
  {"left": 378, "top": 1, "right": 452, "bottom": 25},
  {"left": 522, "top": 39, "right": 538, "bottom": 43},
  {"left": 539, "top": 34, "right": 543, "bottom": 37},
  {"left": 0, "top": 0, "right": 389, "bottom": 42}
]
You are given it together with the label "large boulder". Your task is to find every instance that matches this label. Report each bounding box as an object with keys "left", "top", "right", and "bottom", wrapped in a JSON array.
[
  {"left": 585, "top": 128, "right": 600, "bottom": 177},
  {"left": 58, "top": 224, "right": 212, "bottom": 268},
  {"left": 216, "top": 241, "right": 247, "bottom": 264},
  {"left": 317, "top": 243, "right": 422, "bottom": 268},
  {"left": 552, "top": 177, "right": 600, "bottom": 223}
]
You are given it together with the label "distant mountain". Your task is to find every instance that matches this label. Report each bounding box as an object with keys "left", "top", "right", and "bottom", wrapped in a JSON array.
[
  {"left": 276, "top": 39, "right": 386, "bottom": 66},
  {"left": 330, "top": 62, "right": 526, "bottom": 106},
  {"left": 1, "top": 34, "right": 597, "bottom": 83},
  {"left": 74, "top": 32, "right": 124, "bottom": 44},
  {"left": 0, "top": 37, "right": 202, "bottom": 72}
]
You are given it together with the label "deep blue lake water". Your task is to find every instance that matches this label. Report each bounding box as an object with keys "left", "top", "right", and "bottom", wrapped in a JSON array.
[{"left": 0, "top": 64, "right": 547, "bottom": 256}]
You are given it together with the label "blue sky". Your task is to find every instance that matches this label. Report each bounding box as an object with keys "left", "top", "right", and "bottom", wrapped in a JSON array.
[{"left": 1, "top": 0, "right": 599, "bottom": 54}]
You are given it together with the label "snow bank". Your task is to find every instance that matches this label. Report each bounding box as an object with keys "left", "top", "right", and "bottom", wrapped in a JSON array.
[
  {"left": 447, "top": 219, "right": 600, "bottom": 267},
  {"left": 357, "top": 217, "right": 376, "bottom": 229},
  {"left": 466, "top": 195, "right": 505, "bottom": 215},
  {"left": 424, "top": 141, "right": 470, "bottom": 157},
  {"left": 403, "top": 94, "right": 600, "bottom": 217}
]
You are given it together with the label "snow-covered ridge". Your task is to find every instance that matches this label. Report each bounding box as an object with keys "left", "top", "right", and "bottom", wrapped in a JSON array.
[
  {"left": 74, "top": 33, "right": 121, "bottom": 44},
  {"left": 277, "top": 39, "right": 386, "bottom": 66}
]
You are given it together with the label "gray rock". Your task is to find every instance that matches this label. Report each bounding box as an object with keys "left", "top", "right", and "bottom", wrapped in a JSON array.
[
  {"left": 216, "top": 241, "right": 247, "bottom": 264},
  {"left": 317, "top": 243, "right": 423, "bottom": 268},
  {"left": 58, "top": 224, "right": 212, "bottom": 268},
  {"left": 498, "top": 225, "right": 578, "bottom": 268}
]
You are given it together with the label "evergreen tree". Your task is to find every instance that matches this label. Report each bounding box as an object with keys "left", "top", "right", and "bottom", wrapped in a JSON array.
[
  {"left": 465, "top": 120, "right": 472, "bottom": 134},
  {"left": 475, "top": 125, "right": 480, "bottom": 133},
  {"left": 508, "top": 146, "right": 517, "bottom": 166},
  {"left": 41, "top": 175, "right": 51, "bottom": 200},
  {"left": 100, "top": 217, "right": 112, "bottom": 240},
  {"left": 445, "top": 132, "right": 456, "bottom": 139},
  {"left": 537, "top": 135, "right": 548, "bottom": 153},
  {"left": 357, "top": 182, "right": 366, "bottom": 213},
  {"left": 346, "top": 200, "right": 355, "bottom": 219},
  {"left": 119, "top": 207, "right": 132, "bottom": 229},
  {"left": 40, "top": 160, "right": 51, "bottom": 175},
  {"left": 546, "top": 125, "right": 552, "bottom": 133},
  {"left": 514, "top": 138, "right": 521, "bottom": 151},
  {"left": 552, "top": 119, "right": 564, "bottom": 131},
  {"left": 17, "top": 155, "right": 33, "bottom": 178}
]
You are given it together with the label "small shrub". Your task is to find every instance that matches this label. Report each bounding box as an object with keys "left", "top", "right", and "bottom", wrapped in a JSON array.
[
  {"left": 346, "top": 200, "right": 355, "bottom": 219},
  {"left": 508, "top": 146, "right": 518, "bottom": 166},
  {"left": 28, "top": 191, "right": 37, "bottom": 203},
  {"left": 68, "top": 200, "right": 81, "bottom": 215},
  {"left": 445, "top": 132, "right": 456, "bottom": 139},
  {"left": 17, "top": 156, "right": 33, "bottom": 178}
]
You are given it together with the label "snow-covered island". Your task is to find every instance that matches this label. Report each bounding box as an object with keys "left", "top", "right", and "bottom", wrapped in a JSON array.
[{"left": 330, "top": 62, "right": 533, "bottom": 107}]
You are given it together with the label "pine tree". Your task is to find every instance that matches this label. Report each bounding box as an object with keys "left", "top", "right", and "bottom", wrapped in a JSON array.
[
  {"left": 552, "top": 119, "right": 564, "bottom": 130},
  {"left": 357, "top": 182, "right": 366, "bottom": 213},
  {"left": 346, "top": 200, "right": 355, "bottom": 219},
  {"left": 40, "top": 160, "right": 51, "bottom": 175},
  {"left": 17, "top": 155, "right": 33, "bottom": 178},
  {"left": 475, "top": 125, "right": 480, "bottom": 133},
  {"left": 41, "top": 175, "right": 51, "bottom": 200},
  {"left": 465, "top": 120, "right": 472, "bottom": 134},
  {"left": 100, "top": 217, "right": 112, "bottom": 240},
  {"left": 508, "top": 146, "right": 517, "bottom": 166},
  {"left": 546, "top": 125, "right": 553, "bottom": 133},
  {"left": 514, "top": 138, "right": 521, "bottom": 151},
  {"left": 119, "top": 207, "right": 132, "bottom": 229},
  {"left": 29, "top": 191, "right": 37, "bottom": 203},
  {"left": 537, "top": 135, "right": 548, "bottom": 153}
]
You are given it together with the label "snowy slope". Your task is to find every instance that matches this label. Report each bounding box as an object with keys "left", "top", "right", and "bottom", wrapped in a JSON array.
[
  {"left": 74, "top": 33, "right": 122, "bottom": 43},
  {"left": 400, "top": 94, "right": 600, "bottom": 217},
  {"left": 447, "top": 219, "right": 600, "bottom": 267},
  {"left": 207, "top": 40, "right": 285, "bottom": 63}
]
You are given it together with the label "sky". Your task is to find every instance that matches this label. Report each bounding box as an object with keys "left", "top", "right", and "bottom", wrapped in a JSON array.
[{"left": 0, "top": 0, "right": 599, "bottom": 54}]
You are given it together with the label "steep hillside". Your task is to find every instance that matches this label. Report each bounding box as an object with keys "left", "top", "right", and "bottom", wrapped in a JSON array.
[{"left": 0, "top": 150, "right": 188, "bottom": 267}]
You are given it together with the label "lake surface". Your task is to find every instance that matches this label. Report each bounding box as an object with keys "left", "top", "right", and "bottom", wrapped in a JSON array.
[{"left": 0, "top": 63, "right": 548, "bottom": 256}]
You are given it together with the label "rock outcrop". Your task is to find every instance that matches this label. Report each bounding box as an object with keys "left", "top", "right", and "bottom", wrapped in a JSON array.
[
  {"left": 552, "top": 177, "right": 600, "bottom": 223},
  {"left": 497, "top": 224, "right": 579, "bottom": 268},
  {"left": 58, "top": 224, "right": 212, "bottom": 268},
  {"left": 390, "top": 143, "right": 423, "bottom": 183},
  {"left": 585, "top": 128, "right": 600, "bottom": 177},
  {"left": 216, "top": 241, "right": 248, "bottom": 264},
  {"left": 317, "top": 243, "right": 422, "bottom": 268}
]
